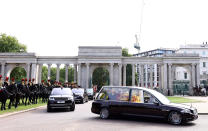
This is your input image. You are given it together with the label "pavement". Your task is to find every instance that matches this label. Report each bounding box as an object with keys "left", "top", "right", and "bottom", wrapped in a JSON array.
[{"left": 182, "top": 96, "right": 208, "bottom": 114}]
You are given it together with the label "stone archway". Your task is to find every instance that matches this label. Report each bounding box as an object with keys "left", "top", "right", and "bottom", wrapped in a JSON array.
[
  {"left": 173, "top": 65, "right": 191, "bottom": 95},
  {"left": 6, "top": 63, "right": 28, "bottom": 81},
  {"left": 10, "top": 66, "right": 27, "bottom": 83},
  {"left": 91, "top": 66, "right": 110, "bottom": 91}
]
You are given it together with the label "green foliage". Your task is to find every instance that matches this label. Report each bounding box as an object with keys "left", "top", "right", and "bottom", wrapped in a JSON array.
[
  {"left": 126, "top": 64, "right": 132, "bottom": 86},
  {"left": 122, "top": 48, "right": 132, "bottom": 57},
  {"left": 0, "top": 33, "right": 27, "bottom": 52},
  {"left": 167, "top": 96, "right": 203, "bottom": 103},
  {"left": 92, "top": 67, "right": 109, "bottom": 90},
  {"left": 41, "top": 65, "right": 74, "bottom": 83},
  {"left": 68, "top": 67, "right": 74, "bottom": 83},
  {"left": 41, "top": 66, "right": 48, "bottom": 82},
  {"left": 122, "top": 48, "right": 134, "bottom": 86},
  {"left": 10, "top": 67, "right": 26, "bottom": 83},
  {"left": 0, "top": 99, "right": 46, "bottom": 115},
  {"left": 0, "top": 34, "right": 27, "bottom": 81}
]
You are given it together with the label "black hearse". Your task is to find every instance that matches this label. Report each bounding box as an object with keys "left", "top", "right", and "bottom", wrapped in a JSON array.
[
  {"left": 91, "top": 86, "right": 198, "bottom": 125},
  {"left": 47, "top": 88, "right": 75, "bottom": 112}
]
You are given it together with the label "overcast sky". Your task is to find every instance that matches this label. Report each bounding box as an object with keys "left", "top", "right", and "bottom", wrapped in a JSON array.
[{"left": 1, "top": 0, "right": 208, "bottom": 56}]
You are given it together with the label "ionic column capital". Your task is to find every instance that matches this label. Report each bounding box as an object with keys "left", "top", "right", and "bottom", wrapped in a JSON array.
[
  {"left": 86, "top": 63, "right": 90, "bottom": 67},
  {"left": 110, "top": 63, "right": 114, "bottom": 66}
]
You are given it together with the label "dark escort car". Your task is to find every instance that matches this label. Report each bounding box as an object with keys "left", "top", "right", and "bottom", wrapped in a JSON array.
[
  {"left": 47, "top": 88, "right": 75, "bottom": 112},
  {"left": 91, "top": 86, "right": 198, "bottom": 125},
  {"left": 72, "top": 88, "right": 88, "bottom": 104}
]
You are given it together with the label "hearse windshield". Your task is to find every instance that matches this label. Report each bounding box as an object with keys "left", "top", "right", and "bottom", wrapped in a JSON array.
[
  {"left": 51, "top": 88, "right": 72, "bottom": 95},
  {"left": 146, "top": 89, "right": 170, "bottom": 104}
]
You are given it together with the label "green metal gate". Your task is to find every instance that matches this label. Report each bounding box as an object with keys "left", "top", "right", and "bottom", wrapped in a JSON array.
[{"left": 173, "top": 80, "right": 189, "bottom": 95}]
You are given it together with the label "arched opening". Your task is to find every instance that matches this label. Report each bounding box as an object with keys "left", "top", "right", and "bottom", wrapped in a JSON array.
[
  {"left": 92, "top": 67, "right": 109, "bottom": 91},
  {"left": 10, "top": 67, "right": 26, "bottom": 83},
  {"left": 173, "top": 66, "right": 190, "bottom": 95}
]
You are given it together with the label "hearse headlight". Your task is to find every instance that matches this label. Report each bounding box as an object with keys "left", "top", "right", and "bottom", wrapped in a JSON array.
[
  {"left": 181, "top": 109, "right": 191, "bottom": 114},
  {"left": 49, "top": 97, "right": 55, "bottom": 101}
]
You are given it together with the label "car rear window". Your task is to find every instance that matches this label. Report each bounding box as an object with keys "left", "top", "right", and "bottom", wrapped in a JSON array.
[{"left": 97, "top": 87, "right": 129, "bottom": 101}]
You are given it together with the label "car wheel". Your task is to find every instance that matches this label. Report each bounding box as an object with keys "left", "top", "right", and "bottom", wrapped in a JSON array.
[
  {"left": 168, "top": 111, "right": 182, "bottom": 125},
  {"left": 70, "top": 102, "right": 75, "bottom": 111},
  {"left": 81, "top": 99, "right": 84, "bottom": 104},
  {"left": 47, "top": 107, "right": 52, "bottom": 112},
  {"left": 100, "top": 108, "right": 109, "bottom": 119},
  {"left": 86, "top": 97, "right": 88, "bottom": 102}
]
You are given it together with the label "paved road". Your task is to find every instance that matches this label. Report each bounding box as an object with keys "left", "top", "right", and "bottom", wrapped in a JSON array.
[{"left": 0, "top": 101, "right": 207, "bottom": 131}]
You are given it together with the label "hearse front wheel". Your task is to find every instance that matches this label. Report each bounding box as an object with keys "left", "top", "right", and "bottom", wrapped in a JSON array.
[
  {"left": 168, "top": 111, "right": 182, "bottom": 125},
  {"left": 100, "top": 108, "right": 109, "bottom": 119}
]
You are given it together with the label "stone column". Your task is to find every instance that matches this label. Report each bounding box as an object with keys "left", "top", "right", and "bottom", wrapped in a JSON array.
[
  {"left": 163, "top": 63, "right": 168, "bottom": 95},
  {"left": 196, "top": 63, "right": 200, "bottom": 86},
  {"left": 27, "top": 63, "right": 31, "bottom": 82},
  {"left": 168, "top": 63, "right": 173, "bottom": 95},
  {"left": 191, "top": 64, "right": 196, "bottom": 87},
  {"left": 56, "top": 64, "right": 60, "bottom": 82},
  {"left": 150, "top": 64, "right": 153, "bottom": 88},
  {"left": 118, "top": 63, "right": 122, "bottom": 86},
  {"left": 132, "top": 64, "right": 135, "bottom": 86},
  {"left": 47, "top": 64, "right": 52, "bottom": 80},
  {"left": 78, "top": 63, "right": 81, "bottom": 86},
  {"left": 158, "top": 64, "right": 162, "bottom": 88},
  {"left": 31, "top": 63, "right": 37, "bottom": 81},
  {"left": 74, "top": 64, "right": 77, "bottom": 83},
  {"left": 110, "top": 63, "right": 114, "bottom": 86},
  {"left": 86, "top": 63, "right": 90, "bottom": 89},
  {"left": 140, "top": 64, "right": 144, "bottom": 87},
  {"left": 145, "top": 64, "right": 148, "bottom": 87},
  {"left": 38, "top": 64, "right": 43, "bottom": 83},
  {"left": 123, "top": 64, "right": 126, "bottom": 86},
  {"left": 1, "top": 62, "right": 5, "bottom": 80},
  {"left": 65, "top": 64, "right": 69, "bottom": 82},
  {"left": 189, "top": 63, "right": 195, "bottom": 95},
  {"left": 154, "top": 64, "right": 157, "bottom": 87}
]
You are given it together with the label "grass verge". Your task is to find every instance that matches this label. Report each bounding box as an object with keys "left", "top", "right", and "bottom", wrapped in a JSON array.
[
  {"left": 0, "top": 99, "right": 46, "bottom": 115},
  {"left": 167, "top": 96, "right": 203, "bottom": 103}
]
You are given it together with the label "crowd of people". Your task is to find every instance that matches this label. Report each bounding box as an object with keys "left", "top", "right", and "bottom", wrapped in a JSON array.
[{"left": 0, "top": 75, "right": 80, "bottom": 111}]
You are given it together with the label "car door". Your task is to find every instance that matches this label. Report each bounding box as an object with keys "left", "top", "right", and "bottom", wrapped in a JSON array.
[
  {"left": 127, "top": 89, "right": 146, "bottom": 116},
  {"left": 107, "top": 87, "right": 130, "bottom": 115},
  {"left": 140, "top": 91, "right": 164, "bottom": 118}
]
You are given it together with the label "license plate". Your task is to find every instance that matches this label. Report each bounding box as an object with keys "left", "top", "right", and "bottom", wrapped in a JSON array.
[{"left": 57, "top": 101, "right": 65, "bottom": 103}]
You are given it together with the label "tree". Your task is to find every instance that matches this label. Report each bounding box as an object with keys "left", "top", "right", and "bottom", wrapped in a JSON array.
[
  {"left": 41, "top": 66, "right": 48, "bottom": 82},
  {"left": 122, "top": 48, "right": 132, "bottom": 57},
  {"left": 10, "top": 67, "right": 26, "bottom": 83},
  {"left": 0, "top": 33, "right": 27, "bottom": 52},
  {"left": 41, "top": 65, "right": 75, "bottom": 84},
  {"left": 92, "top": 67, "right": 109, "bottom": 91},
  {"left": 0, "top": 33, "right": 27, "bottom": 81}
]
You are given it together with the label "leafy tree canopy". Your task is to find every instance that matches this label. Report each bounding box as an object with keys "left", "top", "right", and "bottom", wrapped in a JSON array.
[
  {"left": 0, "top": 33, "right": 27, "bottom": 52},
  {"left": 122, "top": 48, "right": 132, "bottom": 57}
]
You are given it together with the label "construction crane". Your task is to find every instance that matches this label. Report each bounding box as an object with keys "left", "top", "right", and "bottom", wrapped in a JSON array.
[{"left": 134, "top": 0, "right": 145, "bottom": 54}]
